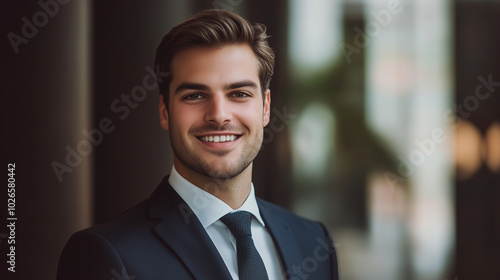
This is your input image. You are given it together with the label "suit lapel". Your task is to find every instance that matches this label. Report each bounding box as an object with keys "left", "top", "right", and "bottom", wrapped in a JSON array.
[
  {"left": 258, "top": 200, "right": 304, "bottom": 276},
  {"left": 148, "top": 178, "right": 232, "bottom": 280}
]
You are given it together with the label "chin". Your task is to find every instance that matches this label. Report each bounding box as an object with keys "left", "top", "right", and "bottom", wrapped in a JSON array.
[
  {"left": 200, "top": 161, "right": 249, "bottom": 180},
  {"left": 202, "top": 167, "right": 242, "bottom": 180}
]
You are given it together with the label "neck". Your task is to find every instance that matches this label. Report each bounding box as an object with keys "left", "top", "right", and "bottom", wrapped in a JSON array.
[{"left": 174, "top": 159, "right": 253, "bottom": 209}]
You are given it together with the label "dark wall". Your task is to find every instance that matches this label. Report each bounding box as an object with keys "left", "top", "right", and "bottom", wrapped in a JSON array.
[
  {"left": 456, "top": 1, "right": 500, "bottom": 278},
  {"left": 2, "top": 1, "right": 92, "bottom": 279},
  {"left": 92, "top": 1, "right": 188, "bottom": 223}
]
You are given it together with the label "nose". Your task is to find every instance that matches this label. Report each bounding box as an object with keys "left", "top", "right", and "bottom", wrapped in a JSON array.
[{"left": 205, "top": 94, "right": 231, "bottom": 125}]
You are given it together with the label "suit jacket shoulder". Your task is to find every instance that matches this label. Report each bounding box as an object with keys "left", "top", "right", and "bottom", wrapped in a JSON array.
[
  {"left": 58, "top": 178, "right": 231, "bottom": 280},
  {"left": 257, "top": 198, "right": 339, "bottom": 280},
  {"left": 57, "top": 177, "right": 339, "bottom": 280},
  {"left": 258, "top": 197, "right": 327, "bottom": 232}
]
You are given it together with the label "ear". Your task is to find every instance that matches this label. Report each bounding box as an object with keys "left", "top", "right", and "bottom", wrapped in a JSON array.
[
  {"left": 158, "top": 95, "right": 169, "bottom": 131},
  {"left": 263, "top": 89, "right": 271, "bottom": 127}
]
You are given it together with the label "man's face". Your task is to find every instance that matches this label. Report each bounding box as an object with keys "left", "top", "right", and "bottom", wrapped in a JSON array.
[{"left": 159, "top": 44, "right": 271, "bottom": 180}]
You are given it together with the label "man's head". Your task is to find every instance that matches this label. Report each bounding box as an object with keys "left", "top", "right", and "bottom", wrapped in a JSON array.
[
  {"left": 155, "top": 10, "right": 274, "bottom": 181},
  {"left": 154, "top": 9, "right": 275, "bottom": 108}
]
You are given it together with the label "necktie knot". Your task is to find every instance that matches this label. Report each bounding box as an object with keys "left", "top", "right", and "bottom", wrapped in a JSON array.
[{"left": 220, "top": 211, "right": 252, "bottom": 239}]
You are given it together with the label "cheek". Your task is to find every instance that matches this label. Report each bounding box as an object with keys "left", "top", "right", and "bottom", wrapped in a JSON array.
[
  {"left": 236, "top": 104, "right": 264, "bottom": 127},
  {"left": 169, "top": 106, "right": 201, "bottom": 131}
]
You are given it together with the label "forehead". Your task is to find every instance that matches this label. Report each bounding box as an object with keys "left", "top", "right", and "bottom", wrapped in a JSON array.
[{"left": 169, "top": 44, "right": 260, "bottom": 88}]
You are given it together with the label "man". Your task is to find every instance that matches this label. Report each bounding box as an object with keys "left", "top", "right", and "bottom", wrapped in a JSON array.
[{"left": 58, "top": 9, "right": 339, "bottom": 280}]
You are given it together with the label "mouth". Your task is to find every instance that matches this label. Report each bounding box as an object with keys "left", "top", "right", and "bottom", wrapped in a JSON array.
[{"left": 196, "top": 134, "right": 241, "bottom": 143}]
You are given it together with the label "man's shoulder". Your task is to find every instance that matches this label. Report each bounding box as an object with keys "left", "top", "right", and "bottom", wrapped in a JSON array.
[
  {"left": 74, "top": 198, "right": 154, "bottom": 242},
  {"left": 257, "top": 198, "right": 329, "bottom": 234},
  {"left": 75, "top": 177, "right": 173, "bottom": 238}
]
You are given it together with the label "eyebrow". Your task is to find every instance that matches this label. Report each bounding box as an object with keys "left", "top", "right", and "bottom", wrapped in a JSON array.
[
  {"left": 174, "top": 82, "right": 210, "bottom": 94},
  {"left": 224, "top": 80, "right": 258, "bottom": 90},
  {"left": 174, "top": 80, "right": 258, "bottom": 94}
]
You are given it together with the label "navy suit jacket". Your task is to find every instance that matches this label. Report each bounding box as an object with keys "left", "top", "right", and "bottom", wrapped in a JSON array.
[{"left": 57, "top": 177, "right": 339, "bottom": 279}]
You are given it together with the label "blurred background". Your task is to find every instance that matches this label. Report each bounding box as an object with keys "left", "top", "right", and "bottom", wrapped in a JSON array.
[{"left": 2, "top": 0, "right": 500, "bottom": 279}]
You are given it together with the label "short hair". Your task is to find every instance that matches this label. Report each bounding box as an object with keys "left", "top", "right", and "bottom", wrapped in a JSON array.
[{"left": 154, "top": 9, "right": 275, "bottom": 107}]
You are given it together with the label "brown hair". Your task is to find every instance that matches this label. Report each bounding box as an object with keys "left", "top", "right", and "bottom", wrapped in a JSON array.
[{"left": 154, "top": 9, "right": 275, "bottom": 107}]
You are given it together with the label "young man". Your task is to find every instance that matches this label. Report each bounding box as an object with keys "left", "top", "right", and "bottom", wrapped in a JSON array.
[{"left": 58, "top": 9, "right": 339, "bottom": 280}]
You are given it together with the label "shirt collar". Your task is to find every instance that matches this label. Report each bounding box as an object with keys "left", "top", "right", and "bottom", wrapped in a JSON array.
[{"left": 168, "top": 166, "right": 265, "bottom": 229}]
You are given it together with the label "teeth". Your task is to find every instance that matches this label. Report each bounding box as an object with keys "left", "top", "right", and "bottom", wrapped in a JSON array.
[{"left": 200, "top": 135, "right": 238, "bottom": 143}]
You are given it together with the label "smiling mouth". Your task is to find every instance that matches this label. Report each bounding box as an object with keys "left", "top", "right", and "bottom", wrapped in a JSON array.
[{"left": 197, "top": 135, "right": 240, "bottom": 143}]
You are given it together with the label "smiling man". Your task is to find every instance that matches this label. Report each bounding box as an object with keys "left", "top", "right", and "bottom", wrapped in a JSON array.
[{"left": 58, "top": 9, "right": 339, "bottom": 280}]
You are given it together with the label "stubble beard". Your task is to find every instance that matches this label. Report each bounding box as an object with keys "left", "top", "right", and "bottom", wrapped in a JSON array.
[{"left": 170, "top": 126, "right": 263, "bottom": 180}]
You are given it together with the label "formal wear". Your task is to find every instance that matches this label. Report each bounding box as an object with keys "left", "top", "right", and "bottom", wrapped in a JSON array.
[
  {"left": 57, "top": 173, "right": 339, "bottom": 280},
  {"left": 169, "top": 166, "right": 283, "bottom": 279}
]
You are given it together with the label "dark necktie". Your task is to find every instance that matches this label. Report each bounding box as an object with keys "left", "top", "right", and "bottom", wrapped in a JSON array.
[{"left": 220, "top": 211, "right": 269, "bottom": 280}]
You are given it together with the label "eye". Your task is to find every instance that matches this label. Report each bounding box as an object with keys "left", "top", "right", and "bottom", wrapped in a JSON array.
[
  {"left": 182, "top": 93, "right": 204, "bottom": 100},
  {"left": 231, "top": 91, "right": 251, "bottom": 98}
]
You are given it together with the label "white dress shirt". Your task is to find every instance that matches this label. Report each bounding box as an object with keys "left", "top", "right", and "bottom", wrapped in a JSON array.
[{"left": 169, "top": 166, "right": 285, "bottom": 280}]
